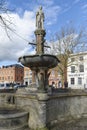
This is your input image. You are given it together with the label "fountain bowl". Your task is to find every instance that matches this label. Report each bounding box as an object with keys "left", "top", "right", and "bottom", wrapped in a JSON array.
[{"left": 19, "top": 54, "right": 60, "bottom": 70}]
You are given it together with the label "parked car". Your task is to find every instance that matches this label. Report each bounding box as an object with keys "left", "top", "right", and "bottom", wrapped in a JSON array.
[
  {"left": 0, "top": 83, "right": 11, "bottom": 89},
  {"left": 14, "top": 84, "right": 27, "bottom": 89}
]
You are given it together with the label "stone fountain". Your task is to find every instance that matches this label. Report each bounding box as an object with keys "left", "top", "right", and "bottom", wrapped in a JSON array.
[
  {"left": 19, "top": 6, "right": 60, "bottom": 92},
  {"left": 0, "top": 7, "right": 86, "bottom": 130}
]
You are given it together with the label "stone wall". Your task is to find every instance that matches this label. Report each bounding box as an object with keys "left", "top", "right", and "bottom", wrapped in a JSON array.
[
  {"left": 14, "top": 89, "right": 87, "bottom": 129},
  {"left": 46, "top": 93, "right": 87, "bottom": 128},
  {"left": 0, "top": 89, "right": 87, "bottom": 130}
]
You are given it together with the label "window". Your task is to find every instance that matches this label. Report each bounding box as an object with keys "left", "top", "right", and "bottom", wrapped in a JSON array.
[
  {"left": 71, "top": 58, "right": 75, "bottom": 62},
  {"left": 79, "top": 56, "right": 83, "bottom": 61},
  {"left": 2, "top": 77, "right": 4, "bottom": 80},
  {"left": 29, "top": 80, "right": 32, "bottom": 84},
  {"left": 58, "top": 71, "right": 60, "bottom": 75},
  {"left": 11, "top": 71, "right": 12, "bottom": 73},
  {"left": 79, "top": 65, "right": 84, "bottom": 72},
  {"left": 21, "top": 76, "right": 23, "bottom": 80},
  {"left": 71, "top": 78, "right": 75, "bottom": 84},
  {"left": 71, "top": 66, "right": 75, "bottom": 73},
  {"left": 29, "top": 71, "right": 32, "bottom": 75},
  {"left": 78, "top": 77, "right": 82, "bottom": 85},
  {"left": 8, "top": 76, "right": 10, "bottom": 79},
  {"left": 25, "top": 71, "right": 29, "bottom": 76}
]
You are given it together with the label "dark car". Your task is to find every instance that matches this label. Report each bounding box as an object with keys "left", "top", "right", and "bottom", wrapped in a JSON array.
[{"left": 0, "top": 83, "right": 11, "bottom": 89}]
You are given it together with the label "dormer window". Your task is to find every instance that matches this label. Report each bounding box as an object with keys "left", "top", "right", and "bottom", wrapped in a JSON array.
[{"left": 71, "top": 58, "right": 75, "bottom": 62}]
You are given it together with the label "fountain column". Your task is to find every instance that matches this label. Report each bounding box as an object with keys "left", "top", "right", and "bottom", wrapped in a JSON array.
[
  {"left": 34, "top": 6, "right": 49, "bottom": 91},
  {"left": 34, "top": 29, "right": 46, "bottom": 54}
]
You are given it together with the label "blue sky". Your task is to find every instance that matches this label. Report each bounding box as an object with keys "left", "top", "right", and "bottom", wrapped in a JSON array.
[
  {"left": 8, "top": 0, "right": 87, "bottom": 29},
  {"left": 0, "top": 0, "right": 87, "bottom": 66}
]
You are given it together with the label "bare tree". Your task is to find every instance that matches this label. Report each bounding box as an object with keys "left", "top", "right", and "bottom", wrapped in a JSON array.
[
  {"left": 0, "top": 0, "right": 13, "bottom": 38},
  {"left": 49, "top": 25, "right": 86, "bottom": 87}
]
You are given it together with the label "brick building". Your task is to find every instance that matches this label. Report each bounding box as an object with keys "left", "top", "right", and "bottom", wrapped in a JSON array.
[
  {"left": 24, "top": 67, "right": 32, "bottom": 85},
  {"left": 0, "top": 64, "right": 24, "bottom": 84}
]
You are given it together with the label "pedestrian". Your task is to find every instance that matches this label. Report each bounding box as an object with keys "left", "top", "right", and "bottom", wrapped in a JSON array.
[
  {"left": 64, "top": 81, "right": 68, "bottom": 88},
  {"left": 58, "top": 81, "right": 62, "bottom": 88},
  {"left": 52, "top": 81, "right": 56, "bottom": 88}
]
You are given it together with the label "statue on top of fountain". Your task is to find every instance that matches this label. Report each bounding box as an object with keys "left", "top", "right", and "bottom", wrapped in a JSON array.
[{"left": 36, "top": 6, "right": 44, "bottom": 29}]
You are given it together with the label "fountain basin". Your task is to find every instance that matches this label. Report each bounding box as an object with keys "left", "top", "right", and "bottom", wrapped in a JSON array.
[
  {"left": 0, "top": 108, "right": 29, "bottom": 130},
  {"left": 19, "top": 54, "right": 60, "bottom": 69}
]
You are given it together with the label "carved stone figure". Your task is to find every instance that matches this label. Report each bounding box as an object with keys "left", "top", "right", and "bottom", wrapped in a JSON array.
[{"left": 36, "top": 6, "right": 44, "bottom": 29}]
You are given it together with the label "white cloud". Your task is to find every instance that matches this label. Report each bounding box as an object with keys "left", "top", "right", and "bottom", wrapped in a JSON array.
[
  {"left": 82, "top": 4, "right": 87, "bottom": 9},
  {"left": 0, "top": 11, "right": 35, "bottom": 63},
  {"left": 0, "top": 1, "right": 61, "bottom": 65},
  {"left": 61, "top": 6, "right": 71, "bottom": 13},
  {"left": 81, "top": 3, "right": 87, "bottom": 16},
  {"left": 37, "top": 0, "right": 54, "bottom": 6},
  {"left": 44, "top": 5, "right": 61, "bottom": 25},
  {"left": 73, "top": 0, "right": 80, "bottom": 4}
]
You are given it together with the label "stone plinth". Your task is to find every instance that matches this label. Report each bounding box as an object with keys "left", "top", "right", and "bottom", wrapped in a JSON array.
[{"left": 15, "top": 89, "right": 48, "bottom": 129}]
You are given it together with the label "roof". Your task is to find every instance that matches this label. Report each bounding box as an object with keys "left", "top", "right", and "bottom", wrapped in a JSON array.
[
  {"left": 2, "top": 64, "right": 24, "bottom": 68},
  {"left": 70, "top": 51, "right": 87, "bottom": 57}
]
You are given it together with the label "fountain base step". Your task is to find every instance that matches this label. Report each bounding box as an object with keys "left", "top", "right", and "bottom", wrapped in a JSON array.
[{"left": 0, "top": 108, "right": 29, "bottom": 130}]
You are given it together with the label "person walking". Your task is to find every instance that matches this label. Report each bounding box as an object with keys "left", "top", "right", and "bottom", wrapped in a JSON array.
[
  {"left": 58, "top": 81, "right": 62, "bottom": 88},
  {"left": 64, "top": 81, "right": 68, "bottom": 88}
]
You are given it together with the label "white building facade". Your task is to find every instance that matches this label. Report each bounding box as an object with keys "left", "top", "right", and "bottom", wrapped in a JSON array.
[{"left": 67, "top": 52, "right": 87, "bottom": 89}]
